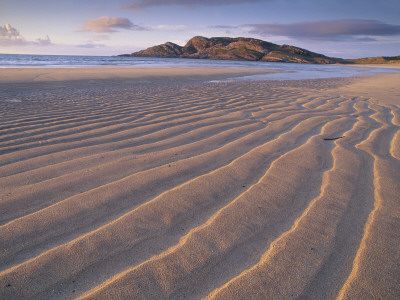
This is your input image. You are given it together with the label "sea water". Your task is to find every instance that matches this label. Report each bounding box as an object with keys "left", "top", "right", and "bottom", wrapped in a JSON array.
[{"left": 0, "top": 53, "right": 398, "bottom": 81}]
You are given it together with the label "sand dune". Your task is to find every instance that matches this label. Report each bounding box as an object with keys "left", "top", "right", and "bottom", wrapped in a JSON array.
[{"left": 0, "top": 69, "right": 399, "bottom": 299}]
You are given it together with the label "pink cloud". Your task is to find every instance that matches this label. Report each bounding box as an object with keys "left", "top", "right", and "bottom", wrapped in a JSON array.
[{"left": 79, "top": 16, "right": 147, "bottom": 33}]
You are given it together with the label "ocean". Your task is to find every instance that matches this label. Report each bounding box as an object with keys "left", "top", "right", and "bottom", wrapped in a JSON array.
[{"left": 0, "top": 53, "right": 398, "bottom": 81}]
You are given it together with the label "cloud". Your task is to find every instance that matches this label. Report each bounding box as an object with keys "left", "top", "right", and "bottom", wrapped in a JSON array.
[
  {"left": 79, "top": 16, "right": 147, "bottom": 33},
  {"left": 36, "top": 35, "right": 52, "bottom": 46},
  {"left": 243, "top": 19, "right": 400, "bottom": 41},
  {"left": 211, "top": 25, "right": 237, "bottom": 29},
  {"left": 152, "top": 25, "right": 186, "bottom": 31},
  {"left": 122, "top": 0, "right": 261, "bottom": 10},
  {"left": 76, "top": 43, "right": 106, "bottom": 48},
  {"left": 0, "top": 23, "right": 53, "bottom": 46},
  {"left": 0, "top": 23, "right": 26, "bottom": 46},
  {"left": 0, "top": 24, "right": 21, "bottom": 39},
  {"left": 206, "top": 25, "right": 239, "bottom": 35}
]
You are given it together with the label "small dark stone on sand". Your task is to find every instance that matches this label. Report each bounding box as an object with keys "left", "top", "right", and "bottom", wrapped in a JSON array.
[{"left": 323, "top": 136, "right": 344, "bottom": 141}]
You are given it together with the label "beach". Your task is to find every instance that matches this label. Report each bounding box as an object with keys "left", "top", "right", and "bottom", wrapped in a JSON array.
[{"left": 0, "top": 67, "right": 399, "bottom": 299}]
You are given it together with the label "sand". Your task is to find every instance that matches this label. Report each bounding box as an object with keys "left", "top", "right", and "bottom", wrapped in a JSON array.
[{"left": 0, "top": 67, "right": 399, "bottom": 299}]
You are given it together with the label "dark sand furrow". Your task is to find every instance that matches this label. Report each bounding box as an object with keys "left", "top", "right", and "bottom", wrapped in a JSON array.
[
  {"left": 0, "top": 114, "right": 255, "bottom": 177},
  {"left": 296, "top": 118, "right": 379, "bottom": 299},
  {"left": 0, "top": 93, "right": 219, "bottom": 130},
  {"left": 259, "top": 97, "right": 351, "bottom": 124},
  {"left": 0, "top": 116, "right": 329, "bottom": 295},
  {"left": 0, "top": 94, "right": 190, "bottom": 129},
  {"left": 303, "top": 103, "right": 398, "bottom": 299},
  {"left": 77, "top": 119, "right": 346, "bottom": 300},
  {"left": 0, "top": 120, "right": 257, "bottom": 187},
  {"left": 351, "top": 101, "right": 372, "bottom": 116},
  {"left": 391, "top": 130, "right": 400, "bottom": 160},
  {"left": 338, "top": 106, "right": 400, "bottom": 299},
  {"left": 0, "top": 107, "right": 241, "bottom": 163},
  {"left": 0, "top": 84, "right": 294, "bottom": 131},
  {"left": 368, "top": 103, "right": 394, "bottom": 125},
  {"left": 0, "top": 103, "right": 323, "bottom": 178},
  {"left": 0, "top": 109, "right": 245, "bottom": 163},
  {"left": 206, "top": 117, "right": 378, "bottom": 300},
  {"left": 310, "top": 96, "right": 345, "bottom": 111},
  {"left": 169, "top": 119, "right": 360, "bottom": 300},
  {"left": 208, "top": 101, "right": 397, "bottom": 300},
  {"left": 196, "top": 106, "right": 381, "bottom": 300},
  {"left": 256, "top": 104, "right": 348, "bottom": 129},
  {"left": 339, "top": 160, "right": 400, "bottom": 299},
  {"left": 0, "top": 106, "right": 229, "bottom": 151},
  {"left": 301, "top": 96, "right": 333, "bottom": 109},
  {"left": 0, "top": 121, "right": 262, "bottom": 225},
  {"left": 333, "top": 98, "right": 358, "bottom": 115},
  {"left": 250, "top": 101, "right": 298, "bottom": 118},
  {"left": 389, "top": 104, "right": 400, "bottom": 126},
  {"left": 0, "top": 99, "right": 156, "bottom": 129},
  {"left": 0, "top": 102, "right": 195, "bottom": 142},
  {"left": 255, "top": 97, "right": 349, "bottom": 121},
  {"left": 0, "top": 99, "right": 165, "bottom": 133},
  {"left": 302, "top": 95, "right": 346, "bottom": 112},
  {"left": 0, "top": 113, "right": 327, "bottom": 265},
  {"left": 0, "top": 80, "right": 191, "bottom": 113}
]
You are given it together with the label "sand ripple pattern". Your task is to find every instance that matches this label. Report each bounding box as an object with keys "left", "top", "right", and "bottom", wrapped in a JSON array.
[{"left": 0, "top": 80, "right": 399, "bottom": 299}]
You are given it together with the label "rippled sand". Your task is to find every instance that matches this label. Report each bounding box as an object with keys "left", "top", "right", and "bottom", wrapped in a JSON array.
[{"left": 0, "top": 68, "right": 399, "bottom": 299}]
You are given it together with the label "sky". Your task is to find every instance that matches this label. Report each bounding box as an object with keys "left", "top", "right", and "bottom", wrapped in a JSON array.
[{"left": 1, "top": 0, "right": 399, "bottom": 58}]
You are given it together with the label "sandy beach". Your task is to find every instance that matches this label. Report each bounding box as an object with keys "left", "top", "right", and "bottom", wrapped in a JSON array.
[{"left": 0, "top": 67, "right": 399, "bottom": 299}]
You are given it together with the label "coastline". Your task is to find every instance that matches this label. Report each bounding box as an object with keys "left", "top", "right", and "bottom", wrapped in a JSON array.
[{"left": 0, "top": 68, "right": 399, "bottom": 299}]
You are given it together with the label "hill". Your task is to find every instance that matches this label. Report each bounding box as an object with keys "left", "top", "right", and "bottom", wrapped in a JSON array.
[
  {"left": 346, "top": 55, "right": 400, "bottom": 64},
  {"left": 121, "top": 36, "right": 342, "bottom": 64}
]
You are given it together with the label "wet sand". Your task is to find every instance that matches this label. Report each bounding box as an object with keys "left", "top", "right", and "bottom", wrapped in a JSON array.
[{"left": 0, "top": 68, "right": 399, "bottom": 299}]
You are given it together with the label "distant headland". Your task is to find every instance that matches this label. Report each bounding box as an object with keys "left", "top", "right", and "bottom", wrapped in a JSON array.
[{"left": 120, "top": 36, "right": 399, "bottom": 65}]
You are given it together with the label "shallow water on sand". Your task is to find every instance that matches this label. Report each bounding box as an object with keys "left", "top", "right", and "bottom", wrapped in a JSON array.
[{"left": 0, "top": 53, "right": 398, "bottom": 81}]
